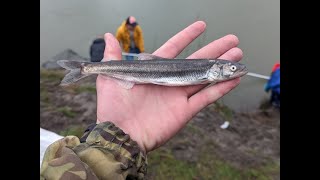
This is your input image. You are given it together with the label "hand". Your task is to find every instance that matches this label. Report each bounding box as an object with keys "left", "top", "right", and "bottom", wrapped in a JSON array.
[{"left": 96, "top": 21, "right": 243, "bottom": 153}]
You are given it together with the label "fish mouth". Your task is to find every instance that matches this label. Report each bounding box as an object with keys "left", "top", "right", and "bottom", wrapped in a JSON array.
[{"left": 233, "top": 66, "right": 249, "bottom": 78}]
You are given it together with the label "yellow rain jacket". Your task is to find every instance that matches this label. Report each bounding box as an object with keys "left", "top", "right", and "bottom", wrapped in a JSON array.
[{"left": 116, "top": 21, "right": 145, "bottom": 53}]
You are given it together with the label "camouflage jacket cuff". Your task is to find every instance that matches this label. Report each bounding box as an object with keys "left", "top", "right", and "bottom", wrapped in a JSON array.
[{"left": 40, "top": 122, "right": 147, "bottom": 180}]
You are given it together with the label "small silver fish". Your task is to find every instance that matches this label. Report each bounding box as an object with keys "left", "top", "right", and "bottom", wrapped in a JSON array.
[{"left": 57, "top": 53, "right": 248, "bottom": 89}]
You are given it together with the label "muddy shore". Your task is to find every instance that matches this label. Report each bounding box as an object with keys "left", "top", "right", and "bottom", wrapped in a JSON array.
[{"left": 40, "top": 69, "right": 279, "bottom": 179}]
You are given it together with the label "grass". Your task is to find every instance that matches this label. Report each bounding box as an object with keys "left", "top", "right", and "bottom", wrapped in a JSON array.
[
  {"left": 56, "top": 106, "right": 76, "bottom": 118},
  {"left": 60, "top": 84, "right": 96, "bottom": 95},
  {"left": 197, "top": 156, "right": 277, "bottom": 179},
  {"left": 147, "top": 143, "right": 279, "bottom": 180},
  {"left": 59, "top": 125, "right": 85, "bottom": 138},
  {"left": 40, "top": 69, "right": 96, "bottom": 93},
  {"left": 186, "top": 123, "right": 204, "bottom": 136},
  {"left": 213, "top": 102, "right": 234, "bottom": 121},
  {"left": 40, "top": 87, "right": 49, "bottom": 103},
  {"left": 40, "top": 69, "right": 65, "bottom": 82},
  {"left": 40, "top": 69, "right": 96, "bottom": 103},
  {"left": 74, "top": 85, "right": 96, "bottom": 94},
  {"left": 148, "top": 148, "right": 198, "bottom": 179}
]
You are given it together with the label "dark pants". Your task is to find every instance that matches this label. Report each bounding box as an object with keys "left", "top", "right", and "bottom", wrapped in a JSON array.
[
  {"left": 125, "top": 47, "right": 140, "bottom": 60},
  {"left": 270, "top": 91, "right": 280, "bottom": 108}
]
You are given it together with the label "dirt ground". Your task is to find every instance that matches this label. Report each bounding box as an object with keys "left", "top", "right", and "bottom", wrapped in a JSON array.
[{"left": 40, "top": 69, "right": 280, "bottom": 179}]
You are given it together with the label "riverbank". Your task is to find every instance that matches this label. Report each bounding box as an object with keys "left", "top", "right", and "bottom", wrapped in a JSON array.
[{"left": 40, "top": 68, "right": 279, "bottom": 179}]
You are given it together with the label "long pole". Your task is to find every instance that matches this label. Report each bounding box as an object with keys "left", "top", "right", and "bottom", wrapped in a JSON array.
[{"left": 246, "top": 72, "right": 270, "bottom": 80}]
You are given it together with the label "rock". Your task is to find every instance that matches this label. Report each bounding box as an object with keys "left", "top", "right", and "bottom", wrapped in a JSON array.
[{"left": 42, "top": 49, "right": 89, "bottom": 69}]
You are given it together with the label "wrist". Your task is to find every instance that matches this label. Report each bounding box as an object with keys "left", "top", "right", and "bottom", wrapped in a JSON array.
[
  {"left": 80, "top": 121, "right": 147, "bottom": 178},
  {"left": 97, "top": 119, "right": 147, "bottom": 153}
]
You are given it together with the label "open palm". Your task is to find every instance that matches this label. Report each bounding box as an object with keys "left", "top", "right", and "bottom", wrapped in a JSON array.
[{"left": 96, "top": 21, "right": 243, "bottom": 153}]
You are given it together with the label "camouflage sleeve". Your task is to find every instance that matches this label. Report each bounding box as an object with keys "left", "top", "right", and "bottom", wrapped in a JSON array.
[{"left": 40, "top": 122, "right": 147, "bottom": 180}]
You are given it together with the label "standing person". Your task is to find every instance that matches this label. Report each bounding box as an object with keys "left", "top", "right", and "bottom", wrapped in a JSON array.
[
  {"left": 89, "top": 35, "right": 106, "bottom": 62},
  {"left": 265, "top": 62, "right": 280, "bottom": 108},
  {"left": 116, "top": 16, "right": 145, "bottom": 60}
]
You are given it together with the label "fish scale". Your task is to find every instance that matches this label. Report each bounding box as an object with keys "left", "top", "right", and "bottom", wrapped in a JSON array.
[{"left": 85, "top": 60, "right": 214, "bottom": 78}]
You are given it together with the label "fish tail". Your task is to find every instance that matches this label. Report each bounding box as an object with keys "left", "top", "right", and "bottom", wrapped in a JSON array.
[{"left": 57, "top": 60, "right": 89, "bottom": 86}]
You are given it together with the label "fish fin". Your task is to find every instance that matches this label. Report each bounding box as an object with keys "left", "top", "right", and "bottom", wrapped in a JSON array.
[
  {"left": 57, "top": 60, "right": 89, "bottom": 86},
  {"left": 138, "top": 53, "right": 168, "bottom": 60},
  {"left": 102, "top": 76, "right": 135, "bottom": 89},
  {"left": 57, "top": 60, "right": 85, "bottom": 70},
  {"left": 116, "top": 79, "right": 135, "bottom": 89},
  {"left": 60, "top": 70, "right": 89, "bottom": 86},
  {"left": 205, "top": 82, "right": 217, "bottom": 88}
]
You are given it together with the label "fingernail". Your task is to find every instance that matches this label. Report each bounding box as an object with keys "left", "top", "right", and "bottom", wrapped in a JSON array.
[{"left": 196, "top": 21, "right": 206, "bottom": 29}]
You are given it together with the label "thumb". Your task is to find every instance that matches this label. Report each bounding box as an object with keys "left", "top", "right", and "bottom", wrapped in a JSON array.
[
  {"left": 103, "top": 33, "right": 122, "bottom": 61},
  {"left": 97, "top": 33, "right": 122, "bottom": 82}
]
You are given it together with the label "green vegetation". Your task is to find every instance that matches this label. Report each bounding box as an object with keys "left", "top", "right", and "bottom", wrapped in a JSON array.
[
  {"left": 148, "top": 149, "right": 198, "bottom": 179},
  {"left": 56, "top": 106, "right": 76, "bottom": 118},
  {"left": 40, "top": 87, "right": 49, "bottom": 103},
  {"left": 41, "top": 68, "right": 96, "bottom": 94},
  {"left": 186, "top": 123, "right": 204, "bottom": 136},
  {"left": 212, "top": 102, "right": 234, "bottom": 121},
  {"left": 59, "top": 125, "right": 85, "bottom": 138},
  {"left": 40, "top": 69, "right": 65, "bottom": 82},
  {"left": 74, "top": 85, "right": 96, "bottom": 94},
  {"left": 148, "top": 147, "right": 279, "bottom": 180}
]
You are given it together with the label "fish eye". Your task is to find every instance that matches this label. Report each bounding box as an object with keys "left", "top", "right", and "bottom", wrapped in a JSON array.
[{"left": 230, "top": 65, "right": 237, "bottom": 71}]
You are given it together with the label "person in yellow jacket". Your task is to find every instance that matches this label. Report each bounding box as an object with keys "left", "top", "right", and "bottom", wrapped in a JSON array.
[{"left": 116, "top": 16, "right": 145, "bottom": 60}]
